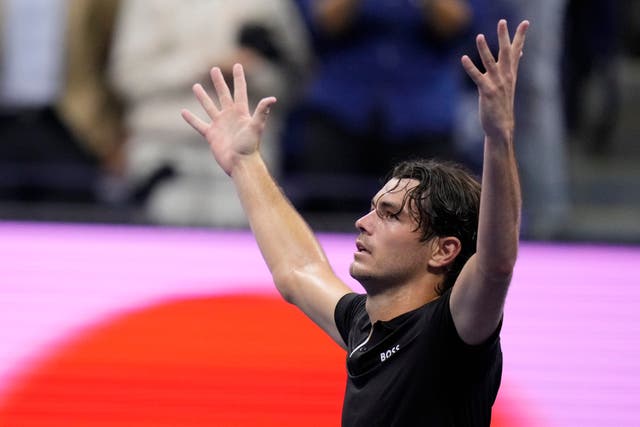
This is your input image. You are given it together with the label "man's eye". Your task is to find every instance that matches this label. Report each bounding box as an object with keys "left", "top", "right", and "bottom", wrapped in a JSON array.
[{"left": 384, "top": 212, "right": 399, "bottom": 220}]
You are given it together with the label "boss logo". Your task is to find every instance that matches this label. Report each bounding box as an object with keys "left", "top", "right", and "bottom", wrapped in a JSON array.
[{"left": 380, "top": 344, "right": 400, "bottom": 362}]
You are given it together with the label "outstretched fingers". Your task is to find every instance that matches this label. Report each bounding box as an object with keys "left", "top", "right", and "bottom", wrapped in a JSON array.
[
  {"left": 211, "top": 67, "right": 234, "bottom": 109},
  {"left": 511, "top": 20, "right": 529, "bottom": 55},
  {"left": 233, "top": 64, "right": 249, "bottom": 113},
  {"left": 476, "top": 33, "right": 497, "bottom": 75},
  {"left": 193, "top": 83, "right": 219, "bottom": 119},
  {"left": 496, "top": 19, "right": 512, "bottom": 70},
  {"left": 252, "top": 96, "right": 277, "bottom": 128},
  {"left": 181, "top": 108, "right": 209, "bottom": 136},
  {"left": 461, "top": 55, "right": 484, "bottom": 87},
  {"left": 463, "top": 20, "right": 530, "bottom": 87},
  {"left": 510, "top": 20, "right": 529, "bottom": 74}
]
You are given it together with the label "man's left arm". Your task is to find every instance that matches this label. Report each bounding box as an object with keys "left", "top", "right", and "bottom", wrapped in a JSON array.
[{"left": 451, "top": 19, "right": 529, "bottom": 345}]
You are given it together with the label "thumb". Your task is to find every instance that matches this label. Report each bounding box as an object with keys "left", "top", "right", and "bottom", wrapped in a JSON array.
[{"left": 252, "top": 96, "right": 277, "bottom": 127}]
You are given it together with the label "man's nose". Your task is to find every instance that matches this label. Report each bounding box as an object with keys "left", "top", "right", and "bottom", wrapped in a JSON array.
[{"left": 355, "top": 210, "right": 375, "bottom": 232}]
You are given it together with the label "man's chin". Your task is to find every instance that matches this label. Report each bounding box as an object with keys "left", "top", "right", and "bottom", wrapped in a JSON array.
[
  {"left": 349, "top": 262, "right": 372, "bottom": 284},
  {"left": 349, "top": 262, "right": 363, "bottom": 281}
]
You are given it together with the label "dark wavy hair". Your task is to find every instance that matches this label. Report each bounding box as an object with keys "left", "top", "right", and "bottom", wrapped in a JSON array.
[{"left": 385, "top": 159, "right": 481, "bottom": 295}]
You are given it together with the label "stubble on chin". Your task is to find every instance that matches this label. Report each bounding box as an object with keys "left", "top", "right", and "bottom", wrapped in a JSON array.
[
  {"left": 349, "top": 261, "right": 367, "bottom": 283},
  {"left": 349, "top": 261, "right": 379, "bottom": 293},
  {"left": 348, "top": 261, "right": 360, "bottom": 281}
]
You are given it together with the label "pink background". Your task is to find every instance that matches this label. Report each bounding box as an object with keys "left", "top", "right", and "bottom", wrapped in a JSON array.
[{"left": 1, "top": 221, "right": 639, "bottom": 426}]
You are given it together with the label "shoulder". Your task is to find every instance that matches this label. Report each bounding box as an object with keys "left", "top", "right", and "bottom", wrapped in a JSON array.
[
  {"left": 335, "top": 293, "right": 367, "bottom": 324},
  {"left": 334, "top": 293, "right": 367, "bottom": 345}
]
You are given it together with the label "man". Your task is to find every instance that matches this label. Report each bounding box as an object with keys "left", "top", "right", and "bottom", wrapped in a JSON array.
[{"left": 182, "top": 19, "right": 528, "bottom": 426}]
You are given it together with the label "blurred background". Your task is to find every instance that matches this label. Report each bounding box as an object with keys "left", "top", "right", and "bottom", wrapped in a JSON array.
[
  {"left": 1, "top": 1, "right": 639, "bottom": 426},
  {"left": 0, "top": 0, "right": 638, "bottom": 242}
]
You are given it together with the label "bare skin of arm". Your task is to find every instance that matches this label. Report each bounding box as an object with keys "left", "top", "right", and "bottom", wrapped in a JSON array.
[
  {"left": 181, "top": 65, "right": 352, "bottom": 349},
  {"left": 451, "top": 20, "right": 529, "bottom": 345}
]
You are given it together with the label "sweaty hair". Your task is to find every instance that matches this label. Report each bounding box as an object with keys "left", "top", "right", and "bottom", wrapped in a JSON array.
[{"left": 385, "top": 159, "right": 481, "bottom": 295}]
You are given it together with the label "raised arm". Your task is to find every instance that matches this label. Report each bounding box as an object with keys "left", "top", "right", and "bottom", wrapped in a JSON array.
[
  {"left": 181, "top": 65, "right": 352, "bottom": 348},
  {"left": 450, "top": 20, "right": 529, "bottom": 345}
]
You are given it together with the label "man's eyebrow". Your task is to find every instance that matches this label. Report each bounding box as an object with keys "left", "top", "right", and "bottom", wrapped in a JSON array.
[{"left": 374, "top": 199, "right": 402, "bottom": 212}]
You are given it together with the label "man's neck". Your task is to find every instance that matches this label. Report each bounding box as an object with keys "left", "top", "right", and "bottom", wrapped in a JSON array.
[{"left": 365, "top": 280, "right": 441, "bottom": 324}]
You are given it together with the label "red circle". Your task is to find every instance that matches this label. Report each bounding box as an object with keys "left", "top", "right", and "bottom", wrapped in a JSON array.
[
  {"left": 0, "top": 295, "right": 346, "bottom": 426},
  {"left": 0, "top": 294, "right": 526, "bottom": 426}
]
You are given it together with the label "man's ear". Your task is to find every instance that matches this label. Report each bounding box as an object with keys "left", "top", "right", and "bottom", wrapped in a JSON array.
[{"left": 427, "top": 236, "right": 462, "bottom": 269}]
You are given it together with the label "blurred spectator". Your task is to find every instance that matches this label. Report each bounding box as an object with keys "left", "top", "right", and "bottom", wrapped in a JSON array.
[
  {"left": 109, "top": 0, "right": 309, "bottom": 227},
  {"left": 562, "top": 0, "right": 621, "bottom": 156},
  {"left": 0, "top": 0, "right": 124, "bottom": 203},
  {"left": 283, "top": 0, "right": 488, "bottom": 213}
]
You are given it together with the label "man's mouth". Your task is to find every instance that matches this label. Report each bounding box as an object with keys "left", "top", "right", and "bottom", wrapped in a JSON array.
[{"left": 355, "top": 240, "right": 369, "bottom": 253}]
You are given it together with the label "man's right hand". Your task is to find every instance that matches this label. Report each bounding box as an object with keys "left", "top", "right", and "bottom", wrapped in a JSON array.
[
  {"left": 181, "top": 63, "right": 351, "bottom": 350},
  {"left": 181, "top": 63, "right": 277, "bottom": 176}
]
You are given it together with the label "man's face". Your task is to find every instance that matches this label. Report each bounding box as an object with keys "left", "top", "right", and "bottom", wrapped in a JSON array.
[{"left": 349, "top": 178, "right": 433, "bottom": 292}]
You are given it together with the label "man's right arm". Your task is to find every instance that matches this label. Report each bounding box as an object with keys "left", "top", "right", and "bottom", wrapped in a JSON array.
[
  {"left": 182, "top": 64, "right": 352, "bottom": 349},
  {"left": 232, "top": 153, "right": 352, "bottom": 348}
]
